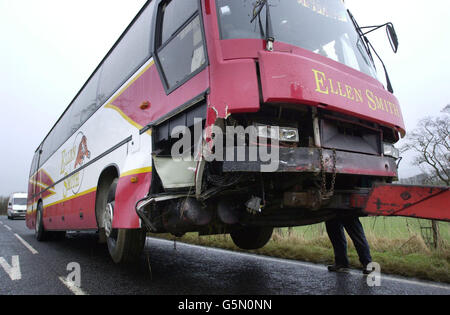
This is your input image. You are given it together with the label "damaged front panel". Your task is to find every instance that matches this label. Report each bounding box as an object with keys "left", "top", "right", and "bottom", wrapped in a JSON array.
[{"left": 153, "top": 157, "right": 197, "bottom": 189}]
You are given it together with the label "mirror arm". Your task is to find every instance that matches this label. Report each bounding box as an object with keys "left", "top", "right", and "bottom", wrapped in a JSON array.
[
  {"left": 360, "top": 23, "right": 393, "bottom": 36},
  {"left": 366, "top": 39, "right": 394, "bottom": 94}
]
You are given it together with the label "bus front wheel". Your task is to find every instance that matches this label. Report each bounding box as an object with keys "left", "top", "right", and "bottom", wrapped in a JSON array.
[{"left": 104, "top": 179, "right": 146, "bottom": 264}]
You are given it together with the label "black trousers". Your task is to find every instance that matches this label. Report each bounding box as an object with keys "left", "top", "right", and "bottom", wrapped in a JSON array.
[{"left": 325, "top": 216, "right": 372, "bottom": 267}]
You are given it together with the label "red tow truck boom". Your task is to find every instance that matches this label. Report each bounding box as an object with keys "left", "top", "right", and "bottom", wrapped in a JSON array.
[{"left": 353, "top": 184, "right": 450, "bottom": 222}]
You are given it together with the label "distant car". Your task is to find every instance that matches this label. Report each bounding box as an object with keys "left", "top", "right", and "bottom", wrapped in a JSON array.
[{"left": 7, "top": 193, "right": 28, "bottom": 220}]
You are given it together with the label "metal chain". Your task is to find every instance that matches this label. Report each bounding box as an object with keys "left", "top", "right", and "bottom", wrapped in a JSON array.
[{"left": 319, "top": 148, "right": 337, "bottom": 201}]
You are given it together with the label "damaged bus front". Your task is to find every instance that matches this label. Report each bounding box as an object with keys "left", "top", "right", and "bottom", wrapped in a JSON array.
[{"left": 142, "top": 0, "right": 407, "bottom": 250}]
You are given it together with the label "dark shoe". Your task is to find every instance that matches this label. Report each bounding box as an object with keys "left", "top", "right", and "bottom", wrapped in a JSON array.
[
  {"left": 362, "top": 263, "right": 373, "bottom": 275},
  {"left": 327, "top": 264, "right": 350, "bottom": 273}
]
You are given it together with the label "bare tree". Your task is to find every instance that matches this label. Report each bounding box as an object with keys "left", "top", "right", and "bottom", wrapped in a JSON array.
[
  {"left": 0, "top": 196, "right": 8, "bottom": 216},
  {"left": 401, "top": 107, "right": 449, "bottom": 186},
  {"left": 401, "top": 106, "right": 449, "bottom": 249}
]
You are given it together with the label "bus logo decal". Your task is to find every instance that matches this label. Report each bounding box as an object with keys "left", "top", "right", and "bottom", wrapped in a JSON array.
[
  {"left": 61, "top": 132, "right": 91, "bottom": 198},
  {"left": 74, "top": 135, "right": 91, "bottom": 169}
]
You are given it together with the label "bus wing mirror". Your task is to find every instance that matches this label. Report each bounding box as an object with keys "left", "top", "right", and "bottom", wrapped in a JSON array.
[{"left": 386, "top": 23, "right": 399, "bottom": 53}]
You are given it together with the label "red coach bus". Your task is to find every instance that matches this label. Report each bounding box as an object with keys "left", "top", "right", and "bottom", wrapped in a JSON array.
[{"left": 27, "top": 0, "right": 411, "bottom": 264}]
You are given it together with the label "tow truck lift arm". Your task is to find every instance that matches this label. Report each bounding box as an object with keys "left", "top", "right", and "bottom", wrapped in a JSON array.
[{"left": 351, "top": 184, "right": 450, "bottom": 222}]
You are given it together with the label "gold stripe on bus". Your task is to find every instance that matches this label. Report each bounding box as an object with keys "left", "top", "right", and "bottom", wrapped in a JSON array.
[
  {"left": 105, "top": 104, "right": 145, "bottom": 131},
  {"left": 44, "top": 187, "right": 97, "bottom": 209},
  {"left": 120, "top": 167, "right": 153, "bottom": 178},
  {"left": 105, "top": 103, "right": 152, "bottom": 136}
]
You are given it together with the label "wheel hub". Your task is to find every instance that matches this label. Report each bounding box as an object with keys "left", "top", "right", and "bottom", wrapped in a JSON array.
[
  {"left": 104, "top": 203, "right": 114, "bottom": 238},
  {"left": 36, "top": 210, "right": 41, "bottom": 232}
]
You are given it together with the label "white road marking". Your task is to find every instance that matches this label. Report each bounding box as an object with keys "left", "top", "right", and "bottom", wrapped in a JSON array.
[
  {"left": 58, "top": 276, "right": 87, "bottom": 296},
  {"left": 148, "top": 237, "right": 450, "bottom": 292},
  {"left": 0, "top": 256, "right": 21, "bottom": 281},
  {"left": 14, "top": 234, "right": 39, "bottom": 255},
  {"left": 3, "top": 225, "right": 12, "bottom": 231}
]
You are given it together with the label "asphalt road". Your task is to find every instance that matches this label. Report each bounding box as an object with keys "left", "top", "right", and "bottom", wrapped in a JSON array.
[{"left": 1, "top": 216, "right": 449, "bottom": 296}]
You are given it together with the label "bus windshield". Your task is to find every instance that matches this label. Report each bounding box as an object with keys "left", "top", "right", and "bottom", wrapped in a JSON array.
[{"left": 216, "top": 0, "right": 378, "bottom": 78}]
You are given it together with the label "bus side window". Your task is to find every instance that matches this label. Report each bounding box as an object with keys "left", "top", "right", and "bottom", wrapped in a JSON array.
[
  {"left": 98, "top": 2, "right": 154, "bottom": 105},
  {"left": 29, "top": 151, "right": 38, "bottom": 177},
  {"left": 156, "top": 0, "right": 206, "bottom": 92}
]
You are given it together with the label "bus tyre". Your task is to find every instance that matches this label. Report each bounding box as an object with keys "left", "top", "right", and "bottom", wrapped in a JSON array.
[
  {"left": 230, "top": 227, "right": 274, "bottom": 250},
  {"left": 35, "top": 202, "right": 49, "bottom": 242},
  {"left": 105, "top": 179, "right": 146, "bottom": 264}
]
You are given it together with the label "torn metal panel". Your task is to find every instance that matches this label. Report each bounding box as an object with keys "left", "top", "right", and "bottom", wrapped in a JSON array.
[{"left": 153, "top": 157, "right": 197, "bottom": 189}]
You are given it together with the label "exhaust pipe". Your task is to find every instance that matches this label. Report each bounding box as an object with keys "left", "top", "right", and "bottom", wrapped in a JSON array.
[
  {"left": 217, "top": 198, "right": 243, "bottom": 225},
  {"left": 163, "top": 198, "right": 212, "bottom": 235}
]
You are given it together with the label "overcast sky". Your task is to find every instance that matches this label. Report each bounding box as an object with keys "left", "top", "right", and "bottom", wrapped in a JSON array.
[{"left": 0, "top": 0, "right": 449, "bottom": 196}]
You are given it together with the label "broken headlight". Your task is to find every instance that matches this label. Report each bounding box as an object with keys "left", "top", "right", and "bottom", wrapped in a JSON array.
[
  {"left": 383, "top": 142, "right": 400, "bottom": 159},
  {"left": 255, "top": 124, "right": 299, "bottom": 143}
]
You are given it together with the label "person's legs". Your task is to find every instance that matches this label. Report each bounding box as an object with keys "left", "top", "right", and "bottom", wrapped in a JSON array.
[
  {"left": 325, "top": 218, "right": 349, "bottom": 267},
  {"left": 341, "top": 216, "right": 372, "bottom": 266}
]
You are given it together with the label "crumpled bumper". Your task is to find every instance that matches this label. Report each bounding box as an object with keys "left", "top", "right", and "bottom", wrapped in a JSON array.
[{"left": 223, "top": 147, "right": 397, "bottom": 177}]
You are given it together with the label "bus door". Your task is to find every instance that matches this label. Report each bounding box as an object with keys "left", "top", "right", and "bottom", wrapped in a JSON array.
[{"left": 154, "top": 0, "right": 207, "bottom": 93}]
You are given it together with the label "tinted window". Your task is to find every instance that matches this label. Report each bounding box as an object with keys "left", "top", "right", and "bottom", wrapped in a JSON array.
[
  {"left": 98, "top": 2, "right": 154, "bottom": 104},
  {"left": 160, "top": 0, "right": 198, "bottom": 44},
  {"left": 40, "top": 130, "right": 55, "bottom": 164},
  {"left": 70, "top": 70, "right": 101, "bottom": 132},
  {"left": 158, "top": 15, "right": 205, "bottom": 88},
  {"left": 157, "top": 0, "right": 205, "bottom": 90},
  {"left": 29, "top": 151, "right": 39, "bottom": 176}
]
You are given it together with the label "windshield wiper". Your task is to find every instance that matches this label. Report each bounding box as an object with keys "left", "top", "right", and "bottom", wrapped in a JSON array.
[
  {"left": 251, "top": 0, "right": 274, "bottom": 51},
  {"left": 347, "top": 10, "right": 374, "bottom": 66},
  {"left": 347, "top": 10, "right": 394, "bottom": 93}
]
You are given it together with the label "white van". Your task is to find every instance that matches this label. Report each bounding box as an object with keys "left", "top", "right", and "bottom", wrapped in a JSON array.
[{"left": 7, "top": 193, "right": 28, "bottom": 220}]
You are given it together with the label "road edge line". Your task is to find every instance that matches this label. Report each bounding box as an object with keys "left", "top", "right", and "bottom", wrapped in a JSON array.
[
  {"left": 58, "top": 276, "right": 87, "bottom": 296},
  {"left": 14, "top": 234, "right": 39, "bottom": 255}
]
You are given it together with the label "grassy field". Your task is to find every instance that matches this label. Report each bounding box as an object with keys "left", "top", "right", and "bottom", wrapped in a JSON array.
[{"left": 151, "top": 217, "right": 450, "bottom": 283}]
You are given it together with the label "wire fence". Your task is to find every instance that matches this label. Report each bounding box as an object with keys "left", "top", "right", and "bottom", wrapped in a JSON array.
[{"left": 286, "top": 217, "right": 450, "bottom": 250}]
